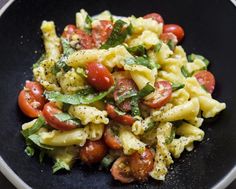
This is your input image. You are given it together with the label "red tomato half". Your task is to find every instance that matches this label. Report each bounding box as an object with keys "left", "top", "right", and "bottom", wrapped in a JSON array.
[
  {"left": 194, "top": 70, "right": 215, "bottom": 94},
  {"left": 74, "top": 29, "right": 94, "bottom": 49},
  {"left": 62, "top": 24, "right": 77, "bottom": 39},
  {"left": 86, "top": 62, "right": 114, "bottom": 91},
  {"left": 110, "top": 156, "right": 135, "bottom": 183},
  {"left": 160, "top": 32, "right": 178, "bottom": 46},
  {"left": 92, "top": 20, "right": 113, "bottom": 47},
  {"left": 113, "top": 79, "right": 138, "bottom": 112},
  {"left": 106, "top": 104, "right": 135, "bottom": 126},
  {"left": 163, "top": 24, "right": 185, "bottom": 42},
  {"left": 80, "top": 140, "right": 107, "bottom": 164},
  {"left": 103, "top": 126, "right": 122, "bottom": 150},
  {"left": 129, "top": 148, "right": 154, "bottom": 181},
  {"left": 42, "top": 102, "right": 77, "bottom": 130},
  {"left": 144, "top": 81, "right": 172, "bottom": 109},
  {"left": 143, "top": 13, "right": 164, "bottom": 24},
  {"left": 18, "top": 81, "right": 45, "bottom": 118}
]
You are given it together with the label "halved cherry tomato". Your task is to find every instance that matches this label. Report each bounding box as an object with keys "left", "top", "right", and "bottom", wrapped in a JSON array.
[
  {"left": 110, "top": 156, "right": 134, "bottom": 183},
  {"left": 92, "top": 20, "right": 113, "bottom": 47},
  {"left": 163, "top": 24, "right": 185, "bottom": 42},
  {"left": 144, "top": 81, "right": 172, "bottom": 109},
  {"left": 74, "top": 29, "right": 94, "bottom": 49},
  {"left": 129, "top": 148, "right": 154, "bottom": 181},
  {"left": 42, "top": 102, "right": 77, "bottom": 130},
  {"left": 103, "top": 126, "right": 122, "bottom": 150},
  {"left": 160, "top": 32, "right": 178, "bottom": 46},
  {"left": 80, "top": 140, "right": 107, "bottom": 164},
  {"left": 194, "top": 70, "right": 215, "bottom": 94},
  {"left": 143, "top": 13, "right": 164, "bottom": 24},
  {"left": 62, "top": 24, "right": 77, "bottom": 39},
  {"left": 113, "top": 79, "right": 138, "bottom": 112},
  {"left": 18, "top": 81, "right": 45, "bottom": 118},
  {"left": 86, "top": 62, "right": 114, "bottom": 91},
  {"left": 106, "top": 104, "right": 135, "bottom": 126}
]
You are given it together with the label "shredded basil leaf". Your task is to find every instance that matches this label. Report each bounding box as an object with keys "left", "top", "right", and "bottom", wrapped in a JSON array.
[
  {"left": 44, "top": 86, "right": 114, "bottom": 105},
  {"left": 187, "top": 53, "right": 210, "bottom": 67},
  {"left": 28, "top": 134, "right": 54, "bottom": 150},
  {"left": 167, "top": 40, "right": 175, "bottom": 51},
  {"left": 154, "top": 43, "right": 162, "bottom": 53},
  {"left": 52, "top": 159, "right": 70, "bottom": 173},
  {"left": 126, "top": 45, "right": 146, "bottom": 56},
  {"left": 116, "top": 90, "right": 137, "bottom": 104},
  {"left": 21, "top": 116, "right": 45, "bottom": 138},
  {"left": 171, "top": 83, "right": 185, "bottom": 91},
  {"left": 181, "top": 66, "right": 192, "bottom": 77},
  {"left": 131, "top": 96, "right": 140, "bottom": 116},
  {"left": 138, "top": 83, "right": 155, "bottom": 98},
  {"left": 54, "top": 112, "right": 81, "bottom": 126},
  {"left": 125, "top": 56, "right": 155, "bottom": 70},
  {"left": 84, "top": 15, "right": 92, "bottom": 34},
  {"left": 24, "top": 146, "right": 35, "bottom": 157},
  {"left": 100, "top": 20, "right": 132, "bottom": 49},
  {"left": 144, "top": 121, "right": 156, "bottom": 132},
  {"left": 101, "top": 154, "right": 116, "bottom": 169},
  {"left": 32, "top": 54, "right": 45, "bottom": 69},
  {"left": 165, "top": 127, "right": 176, "bottom": 144}
]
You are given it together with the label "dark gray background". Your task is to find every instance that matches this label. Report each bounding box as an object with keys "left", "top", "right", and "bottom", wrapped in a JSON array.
[{"left": 0, "top": 0, "right": 235, "bottom": 188}]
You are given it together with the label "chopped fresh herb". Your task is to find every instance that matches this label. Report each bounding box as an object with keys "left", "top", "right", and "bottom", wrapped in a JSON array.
[
  {"left": 21, "top": 116, "right": 45, "bottom": 138},
  {"left": 24, "top": 146, "right": 35, "bottom": 157},
  {"left": 167, "top": 40, "right": 175, "bottom": 51},
  {"left": 181, "top": 66, "right": 192, "bottom": 77},
  {"left": 32, "top": 54, "right": 45, "bottom": 69},
  {"left": 62, "top": 103, "right": 70, "bottom": 112},
  {"left": 52, "top": 159, "right": 70, "bottom": 173},
  {"left": 125, "top": 56, "right": 154, "bottom": 70},
  {"left": 154, "top": 43, "right": 162, "bottom": 53},
  {"left": 101, "top": 154, "right": 116, "bottom": 169},
  {"left": 126, "top": 45, "right": 146, "bottom": 56},
  {"left": 84, "top": 15, "right": 92, "bottom": 33},
  {"left": 200, "top": 84, "right": 207, "bottom": 92},
  {"left": 28, "top": 134, "right": 54, "bottom": 150},
  {"left": 131, "top": 96, "right": 140, "bottom": 116},
  {"left": 144, "top": 121, "right": 155, "bottom": 132},
  {"left": 44, "top": 86, "right": 114, "bottom": 105},
  {"left": 149, "top": 59, "right": 160, "bottom": 70},
  {"left": 116, "top": 90, "right": 137, "bottom": 104},
  {"left": 187, "top": 53, "right": 210, "bottom": 67},
  {"left": 54, "top": 112, "right": 81, "bottom": 126},
  {"left": 171, "top": 83, "right": 185, "bottom": 91},
  {"left": 165, "top": 127, "right": 176, "bottom": 144},
  {"left": 138, "top": 83, "right": 155, "bottom": 98},
  {"left": 53, "top": 38, "right": 75, "bottom": 74},
  {"left": 100, "top": 20, "right": 132, "bottom": 49},
  {"left": 114, "top": 107, "right": 126, "bottom": 116}
]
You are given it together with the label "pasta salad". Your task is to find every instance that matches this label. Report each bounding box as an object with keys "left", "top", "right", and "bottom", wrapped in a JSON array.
[{"left": 18, "top": 9, "right": 226, "bottom": 183}]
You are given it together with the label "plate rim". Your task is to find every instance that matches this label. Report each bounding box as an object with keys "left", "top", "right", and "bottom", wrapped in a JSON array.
[{"left": 0, "top": 0, "right": 235, "bottom": 189}]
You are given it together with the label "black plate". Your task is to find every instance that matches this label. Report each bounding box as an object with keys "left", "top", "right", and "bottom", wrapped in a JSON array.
[{"left": 0, "top": 0, "right": 236, "bottom": 188}]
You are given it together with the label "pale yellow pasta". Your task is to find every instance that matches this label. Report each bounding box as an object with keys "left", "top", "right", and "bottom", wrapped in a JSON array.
[
  {"left": 141, "top": 126, "right": 157, "bottom": 146},
  {"left": 40, "top": 21, "right": 61, "bottom": 62},
  {"left": 33, "top": 59, "right": 61, "bottom": 91},
  {"left": 22, "top": 119, "right": 37, "bottom": 130},
  {"left": 155, "top": 43, "right": 173, "bottom": 65},
  {"left": 198, "top": 96, "right": 226, "bottom": 118},
  {"left": 84, "top": 123, "right": 104, "bottom": 141},
  {"left": 128, "top": 17, "right": 163, "bottom": 35},
  {"left": 93, "top": 10, "right": 112, "bottom": 21},
  {"left": 186, "top": 117, "right": 204, "bottom": 127},
  {"left": 131, "top": 116, "right": 153, "bottom": 135},
  {"left": 176, "top": 122, "right": 204, "bottom": 140},
  {"left": 127, "top": 30, "right": 160, "bottom": 49},
  {"left": 185, "top": 59, "right": 206, "bottom": 74},
  {"left": 69, "top": 105, "right": 109, "bottom": 125},
  {"left": 171, "top": 88, "right": 190, "bottom": 105},
  {"left": 150, "top": 122, "right": 173, "bottom": 180},
  {"left": 75, "top": 9, "right": 88, "bottom": 30},
  {"left": 57, "top": 68, "right": 86, "bottom": 94},
  {"left": 39, "top": 128, "right": 87, "bottom": 146},
  {"left": 153, "top": 98, "right": 200, "bottom": 122},
  {"left": 119, "top": 127, "right": 146, "bottom": 155}
]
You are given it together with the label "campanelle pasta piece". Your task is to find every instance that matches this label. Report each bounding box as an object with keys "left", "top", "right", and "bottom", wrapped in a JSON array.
[
  {"left": 75, "top": 9, "right": 89, "bottom": 30},
  {"left": 150, "top": 122, "right": 173, "bottom": 180},
  {"left": 84, "top": 123, "right": 104, "bottom": 141},
  {"left": 119, "top": 127, "right": 146, "bottom": 155},
  {"left": 39, "top": 128, "right": 87, "bottom": 146},
  {"left": 185, "top": 59, "right": 206, "bottom": 74},
  {"left": 40, "top": 21, "right": 61, "bottom": 62},
  {"left": 155, "top": 43, "right": 173, "bottom": 65},
  {"left": 170, "top": 88, "right": 190, "bottom": 105},
  {"left": 127, "top": 30, "right": 160, "bottom": 49},
  {"left": 187, "top": 117, "right": 204, "bottom": 128},
  {"left": 153, "top": 98, "right": 200, "bottom": 122},
  {"left": 93, "top": 10, "right": 112, "bottom": 21},
  {"left": 57, "top": 68, "right": 86, "bottom": 94},
  {"left": 176, "top": 122, "right": 204, "bottom": 140},
  {"left": 33, "top": 59, "right": 61, "bottom": 91},
  {"left": 131, "top": 116, "right": 153, "bottom": 135},
  {"left": 22, "top": 119, "right": 37, "bottom": 130},
  {"left": 198, "top": 96, "right": 226, "bottom": 118},
  {"left": 69, "top": 105, "right": 109, "bottom": 125},
  {"left": 129, "top": 17, "right": 163, "bottom": 35}
]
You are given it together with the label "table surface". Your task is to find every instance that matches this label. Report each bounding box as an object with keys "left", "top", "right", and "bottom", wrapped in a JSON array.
[{"left": 0, "top": 0, "right": 235, "bottom": 188}]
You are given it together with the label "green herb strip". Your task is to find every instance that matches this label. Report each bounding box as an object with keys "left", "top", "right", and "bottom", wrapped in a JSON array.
[
  {"left": 126, "top": 45, "right": 146, "bottom": 56},
  {"left": 52, "top": 159, "right": 70, "bottom": 173},
  {"left": 84, "top": 15, "right": 92, "bottom": 34},
  {"left": 138, "top": 83, "right": 155, "bottom": 98},
  {"left": 181, "top": 66, "right": 192, "bottom": 77},
  {"left": 100, "top": 19, "right": 132, "bottom": 49},
  {"left": 44, "top": 86, "right": 114, "bottom": 105},
  {"left": 171, "top": 83, "right": 185, "bottom": 91},
  {"left": 28, "top": 134, "right": 54, "bottom": 150},
  {"left": 165, "top": 127, "right": 176, "bottom": 144},
  {"left": 187, "top": 53, "right": 210, "bottom": 67}
]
